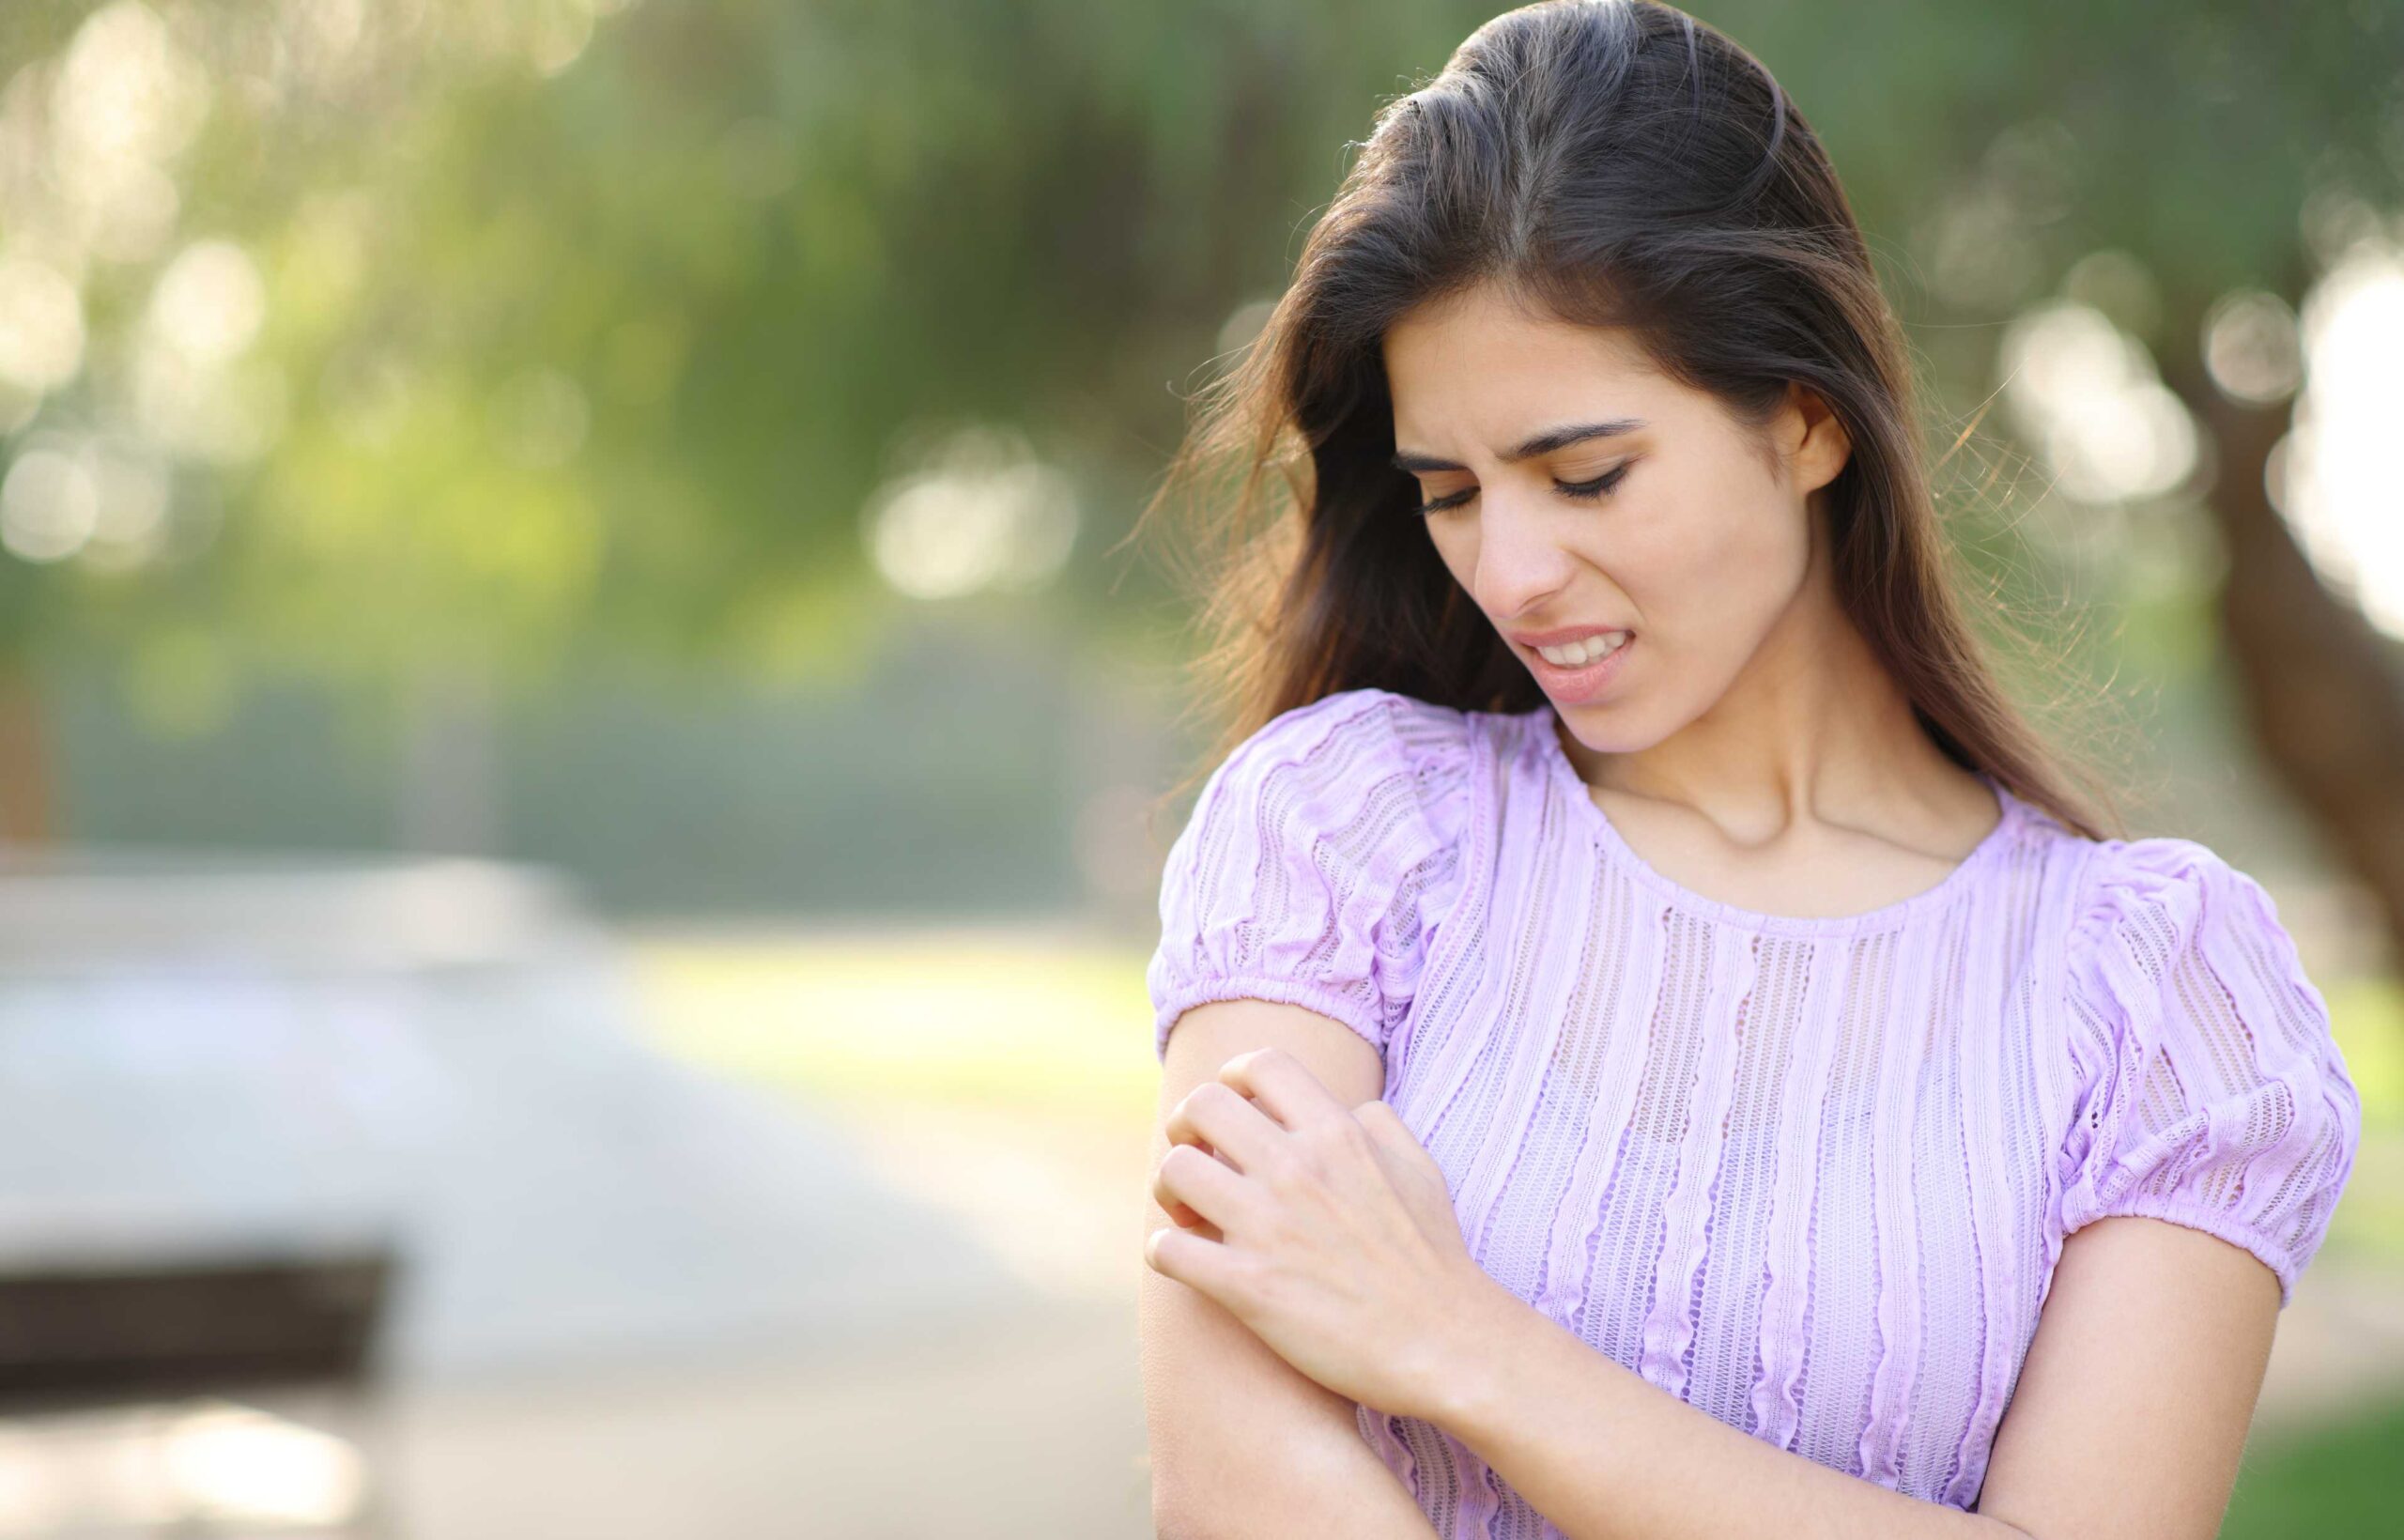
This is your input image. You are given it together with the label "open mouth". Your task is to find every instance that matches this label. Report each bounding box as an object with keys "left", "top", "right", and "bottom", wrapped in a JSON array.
[
  {"left": 1520, "top": 631, "right": 1632, "bottom": 701},
  {"left": 1524, "top": 632, "right": 1628, "bottom": 669}
]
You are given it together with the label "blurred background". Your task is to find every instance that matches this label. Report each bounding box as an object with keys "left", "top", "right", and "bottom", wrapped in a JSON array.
[{"left": 0, "top": 0, "right": 2396, "bottom": 1534}]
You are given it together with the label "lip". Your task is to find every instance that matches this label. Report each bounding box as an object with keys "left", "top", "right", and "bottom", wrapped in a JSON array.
[
  {"left": 1518, "top": 629, "right": 1632, "bottom": 705},
  {"left": 1507, "top": 623, "right": 1633, "bottom": 649}
]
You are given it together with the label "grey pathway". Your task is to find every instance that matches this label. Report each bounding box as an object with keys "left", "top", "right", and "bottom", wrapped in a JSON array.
[{"left": 0, "top": 855, "right": 1034, "bottom": 1385}]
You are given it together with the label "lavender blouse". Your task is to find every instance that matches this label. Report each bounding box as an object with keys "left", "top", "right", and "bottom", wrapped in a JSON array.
[{"left": 1147, "top": 686, "right": 2360, "bottom": 1532}]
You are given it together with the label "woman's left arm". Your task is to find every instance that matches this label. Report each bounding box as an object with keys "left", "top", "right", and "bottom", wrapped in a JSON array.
[
  {"left": 1146, "top": 1046, "right": 2279, "bottom": 1540},
  {"left": 1425, "top": 1209, "right": 2276, "bottom": 1540}
]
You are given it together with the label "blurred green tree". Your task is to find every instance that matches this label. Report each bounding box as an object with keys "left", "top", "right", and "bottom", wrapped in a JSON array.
[{"left": 0, "top": 0, "right": 2396, "bottom": 946}]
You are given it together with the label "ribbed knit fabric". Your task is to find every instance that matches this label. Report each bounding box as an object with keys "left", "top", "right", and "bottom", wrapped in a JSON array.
[{"left": 1147, "top": 686, "right": 2361, "bottom": 1530}]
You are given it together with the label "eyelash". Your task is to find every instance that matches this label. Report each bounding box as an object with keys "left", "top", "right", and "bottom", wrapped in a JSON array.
[{"left": 1410, "top": 463, "right": 1632, "bottom": 518}]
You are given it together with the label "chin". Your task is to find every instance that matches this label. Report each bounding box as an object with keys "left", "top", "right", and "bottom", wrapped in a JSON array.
[
  {"left": 1555, "top": 696, "right": 1676, "bottom": 753},
  {"left": 1552, "top": 701, "right": 1630, "bottom": 749}
]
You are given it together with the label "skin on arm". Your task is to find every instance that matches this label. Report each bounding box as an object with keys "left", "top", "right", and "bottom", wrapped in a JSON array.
[
  {"left": 1407, "top": 1209, "right": 2280, "bottom": 1540},
  {"left": 1142, "top": 996, "right": 1442, "bottom": 1540},
  {"left": 1973, "top": 1214, "right": 2282, "bottom": 1540}
]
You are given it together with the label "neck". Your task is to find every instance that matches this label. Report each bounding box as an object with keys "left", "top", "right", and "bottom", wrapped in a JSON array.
[{"left": 1551, "top": 581, "right": 1972, "bottom": 842}]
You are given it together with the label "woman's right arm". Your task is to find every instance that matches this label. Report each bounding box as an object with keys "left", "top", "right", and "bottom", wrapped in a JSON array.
[{"left": 1141, "top": 995, "right": 1443, "bottom": 1540}]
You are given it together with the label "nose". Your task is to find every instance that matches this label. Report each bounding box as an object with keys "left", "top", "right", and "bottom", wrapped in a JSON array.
[{"left": 1471, "top": 488, "right": 1578, "bottom": 623}]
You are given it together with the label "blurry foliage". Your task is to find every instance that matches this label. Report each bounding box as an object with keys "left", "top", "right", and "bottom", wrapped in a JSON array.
[
  {"left": 2220, "top": 1387, "right": 2404, "bottom": 1538},
  {"left": 0, "top": 0, "right": 2396, "bottom": 710}
]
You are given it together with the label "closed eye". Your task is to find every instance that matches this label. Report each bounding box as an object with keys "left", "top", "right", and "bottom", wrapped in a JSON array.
[
  {"left": 1410, "top": 461, "right": 1633, "bottom": 517},
  {"left": 1555, "top": 464, "right": 1632, "bottom": 501}
]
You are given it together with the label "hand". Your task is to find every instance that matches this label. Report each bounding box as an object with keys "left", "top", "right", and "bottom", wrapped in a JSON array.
[{"left": 1144, "top": 1044, "right": 1500, "bottom": 1422}]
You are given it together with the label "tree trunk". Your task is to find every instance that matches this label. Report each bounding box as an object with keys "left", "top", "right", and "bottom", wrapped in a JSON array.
[
  {"left": 0, "top": 666, "right": 52, "bottom": 847},
  {"left": 2158, "top": 329, "right": 2404, "bottom": 963}
]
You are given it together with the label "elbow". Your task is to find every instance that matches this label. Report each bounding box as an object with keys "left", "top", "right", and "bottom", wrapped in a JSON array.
[
  {"left": 1153, "top": 1503, "right": 1293, "bottom": 1540},
  {"left": 1146, "top": 1460, "right": 1198, "bottom": 1540},
  {"left": 1147, "top": 1465, "right": 1282, "bottom": 1540},
  {"left": 1150, "top": 1489, "right": 1217, "bottom": 1540},
  {"left": 1150, "top": 1465, "right": 1241, "bottom": 1540}
]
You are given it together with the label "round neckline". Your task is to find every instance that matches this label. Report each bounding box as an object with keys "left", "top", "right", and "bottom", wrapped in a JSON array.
[{"left": 1530, "top": 707, "right": 2022, "bottom": 936}]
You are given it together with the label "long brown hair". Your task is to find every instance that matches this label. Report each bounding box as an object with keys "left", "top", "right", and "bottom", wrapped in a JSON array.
[{"left": 1131, "top": 0, "right": 2133, "bottom": 842}]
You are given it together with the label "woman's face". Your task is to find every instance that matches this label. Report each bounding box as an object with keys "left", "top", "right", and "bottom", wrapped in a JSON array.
[{"left": 1381, "top": 281, "right": 1851, "bottom": 751}]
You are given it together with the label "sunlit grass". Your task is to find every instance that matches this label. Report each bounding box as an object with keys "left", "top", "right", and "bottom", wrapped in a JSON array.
[
  {"left": 625, "top": 926, "right": 2404, "bottom": 1261},
  {"left": 625, "top": 924, "right": 1162, "bottom": 1120},
  {"left": 2222, "top": 1391, "right": 2404, "bottom": 1538},
  {"left": 2327, "top": 970, "right": 2404, "bottom": 1128},
  {"left": 629, "top": 927, "right": 2401, "bottom": 1105},
  {"left": 2322, "top": 972, "right": 2404, "bottom": 1268}
]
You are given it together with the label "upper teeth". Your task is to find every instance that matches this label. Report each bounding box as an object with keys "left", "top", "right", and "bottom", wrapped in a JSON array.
[{"left": 1537, "top": 632, "right": 1628, "bottom": 667}]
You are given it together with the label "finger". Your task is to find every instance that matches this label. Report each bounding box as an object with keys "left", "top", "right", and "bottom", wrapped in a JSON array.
[
  {"left": 1353, "top": 1099, "right": 1420, "bottom": 1151},
  {"left": 1349, "top": 1100, "right": 1415, "bottom": 1180},
  {"left": 1217, "top": 1044, "right": 1352, "bottom": 1134},
  {"left": 1151, "top": 1174, "right": 1223, "bottom": 1236},
  {"left": 1144, "top": 1220, "right": 1240, "bottom": 1301},
  {"left": 1171, "top": 1211, "right": 1227, "bottom": 1241},
  {"left": 1156, "top": 1180, "right": 1229, "bottom": 1237},
  {"left": 1152, "top": 1140, "right": 1259, "bottom": 1237},
  {"left": 1351, "top": 1101, "right": 1461, "bottom": 1238},
  {"left": 1143, "top": 1130, "right": 1215, "bottom": 1231},
  {"left": 1356, "top": 1100, "right": 1447, "bottom": 1185},
  {"left": 1151, "top": 1128, "right": 1216, "bottom": 1230},
  {"left": 1165, "top": 1079, "right": 1287, "bottom": 1175}
]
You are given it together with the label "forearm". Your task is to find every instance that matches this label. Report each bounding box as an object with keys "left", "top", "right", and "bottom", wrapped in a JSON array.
[
  {"left": 1153, "top": 1422, "right": 1442, "bottom": 1540},
  {"left": 1424, "top": 1273, "right": 2032, "bottom": 1540}
]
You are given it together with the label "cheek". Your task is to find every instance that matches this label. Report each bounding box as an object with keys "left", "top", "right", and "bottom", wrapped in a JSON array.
[{"left": 1643, "top": 495, "right": 1807, "bottom": 629}]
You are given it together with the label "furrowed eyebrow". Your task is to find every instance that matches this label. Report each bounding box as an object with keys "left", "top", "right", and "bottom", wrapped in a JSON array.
[{"left": 1390, "top": 417, "right": 1648, "bottom": 474}]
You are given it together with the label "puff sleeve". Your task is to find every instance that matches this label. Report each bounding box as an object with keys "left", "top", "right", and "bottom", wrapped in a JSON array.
[
  {"left": 2058, "top": 836, "right": 2362, "bottom": 1306},
  {"left": 1146, "top": 687, "right": 1474, "bottom": 1064}
]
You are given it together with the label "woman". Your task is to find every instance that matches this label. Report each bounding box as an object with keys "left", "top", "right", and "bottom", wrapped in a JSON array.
[{"left": 1135, "top": 3, "right": 2362, "bottom": 1537}]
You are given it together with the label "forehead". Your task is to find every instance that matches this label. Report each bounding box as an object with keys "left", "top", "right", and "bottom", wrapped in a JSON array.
[{"left": 1381, "top": 285, "right": 1674, "bottom": 437}]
